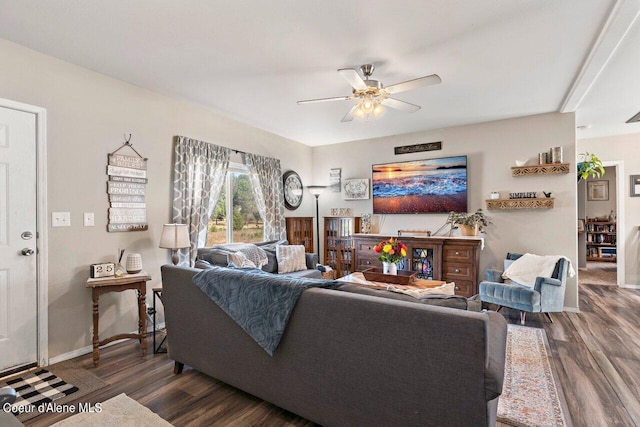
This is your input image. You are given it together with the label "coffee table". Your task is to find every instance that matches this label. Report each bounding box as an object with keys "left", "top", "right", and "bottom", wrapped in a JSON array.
[{"left": 338, "top": 272, "right": 455, "bottom": 296}]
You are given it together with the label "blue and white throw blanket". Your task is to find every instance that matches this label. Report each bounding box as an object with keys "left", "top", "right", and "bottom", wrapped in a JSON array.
[{"left": 192, "top": 266, "right": 340, "bottom": 356}]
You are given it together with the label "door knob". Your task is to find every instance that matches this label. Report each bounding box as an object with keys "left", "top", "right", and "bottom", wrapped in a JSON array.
[{"left": 21, "top": 248, "right": 35, "bottom": 256}]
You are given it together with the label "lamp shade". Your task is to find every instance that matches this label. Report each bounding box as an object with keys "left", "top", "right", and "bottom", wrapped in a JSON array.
[
  {"left": 307, "top": 185, "right": 326, "bottom": 196},
  {"left": 159, "top": 224, "right": 190, "bottom": 249}
]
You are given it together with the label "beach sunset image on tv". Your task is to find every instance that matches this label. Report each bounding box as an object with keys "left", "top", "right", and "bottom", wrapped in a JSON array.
[{"left": 372, "top": 156, "right": 467, "bottom": 214}]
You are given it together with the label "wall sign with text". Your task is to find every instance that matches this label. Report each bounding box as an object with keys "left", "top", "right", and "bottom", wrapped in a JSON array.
[{"left": 106, "top": 145, "right": 148, "bottom": 232}]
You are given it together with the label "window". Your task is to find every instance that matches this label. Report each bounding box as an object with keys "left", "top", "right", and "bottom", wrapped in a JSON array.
[{"left": 206, "top": 163, "right": 263, "bottom": 245}]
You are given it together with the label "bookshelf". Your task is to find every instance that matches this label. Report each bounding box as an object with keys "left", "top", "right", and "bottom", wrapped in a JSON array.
[
  {"left": 585, "top": 220, "right": 617, "bottom": 262},
  {"left": 323, "top": 216, "right": 361, "bottom": 278},
  {"left": 285, "top": 217, "right": 314, "bottom": 253}
]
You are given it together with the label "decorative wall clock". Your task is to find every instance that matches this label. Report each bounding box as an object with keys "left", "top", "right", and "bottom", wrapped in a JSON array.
[{"left": 283, "top": 170, "right": 303, "bottom": 210}]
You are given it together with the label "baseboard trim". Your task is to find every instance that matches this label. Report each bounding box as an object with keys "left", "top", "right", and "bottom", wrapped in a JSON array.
[
  {"left": 563, "top": 306, "right": 580, "bottom": 313},
  {"left": 48, "top": 323, "right": 165, "bottom": 365},
  {"left": 621, "top": 284, "right": 640, "bottom": 290}
]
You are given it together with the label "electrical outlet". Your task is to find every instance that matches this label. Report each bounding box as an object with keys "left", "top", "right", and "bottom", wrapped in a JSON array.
[
  {"left": 83, "top": 212, "right": 95, "bottom": 227},
  {"left": 51, "top": 212, "right": 71, "bottom": 227}
]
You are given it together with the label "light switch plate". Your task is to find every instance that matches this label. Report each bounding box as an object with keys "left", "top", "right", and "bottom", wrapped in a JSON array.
[
  {"left": 83, "top": 212, "right": 95, "bottom": 227},
  {"left": 52, "top": 212, "right": 71, "bottom": 227}
]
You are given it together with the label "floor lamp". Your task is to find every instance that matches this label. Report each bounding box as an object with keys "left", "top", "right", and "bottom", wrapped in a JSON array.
[{"left": 307, "top": 186, "right": 326, "bottom": 261}]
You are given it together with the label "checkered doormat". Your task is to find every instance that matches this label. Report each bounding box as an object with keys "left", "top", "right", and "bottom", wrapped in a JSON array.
[{"left": 5, "top": 369, "right": 78, "bottom": 410}]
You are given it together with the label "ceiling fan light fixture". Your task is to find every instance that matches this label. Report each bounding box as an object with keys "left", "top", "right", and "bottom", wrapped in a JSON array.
[
  {"left": 373, "top": 103, "right": 385, "bottom": 117},
  {"left": 353, "top": 106, "right": 366, "bottom": 119},
  {"left": 297, "top": 64, "right": 441, "bottom": 122},
  {"left": 360, "top": 96, "right": 375, "bottom": 114}
]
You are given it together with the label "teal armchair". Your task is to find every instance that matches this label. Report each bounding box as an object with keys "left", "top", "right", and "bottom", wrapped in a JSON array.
[{"left": 479, "top": 253, "right": 568, "bottom": 325}]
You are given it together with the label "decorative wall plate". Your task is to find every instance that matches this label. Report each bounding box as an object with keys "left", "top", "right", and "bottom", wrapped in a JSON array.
[{"left": 343, "top": 178, "right": 370, "bottom": 200}]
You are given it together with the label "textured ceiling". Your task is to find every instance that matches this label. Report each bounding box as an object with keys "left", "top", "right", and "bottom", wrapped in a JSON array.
[{"left": 0, "top": 0, "right": 637, "bottom": 145}]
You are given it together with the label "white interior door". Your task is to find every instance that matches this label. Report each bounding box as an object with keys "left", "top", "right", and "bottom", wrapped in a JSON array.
[{"left": 0, "top": 106, "right": 38, "bottom": 372}]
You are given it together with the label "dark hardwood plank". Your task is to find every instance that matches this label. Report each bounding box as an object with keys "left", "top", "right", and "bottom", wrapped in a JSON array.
[{"left": 22, "top": 283, "right": 640, "bottom": 427}]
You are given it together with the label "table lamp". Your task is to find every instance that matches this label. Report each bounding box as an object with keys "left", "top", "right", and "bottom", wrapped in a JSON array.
[{"left": 159, "top": 224, "right": 190, "bottom": 265}]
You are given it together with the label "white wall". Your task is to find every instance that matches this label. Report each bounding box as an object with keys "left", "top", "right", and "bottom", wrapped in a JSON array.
[
  {"left": 579, "top": 133, "right": 640, "bottom": 285},
  {"left": 0, "top": 39, "right": 315, "bottom": 358},
  {"left": 312, "top": 112, "right": 579, "bottom": 308}
]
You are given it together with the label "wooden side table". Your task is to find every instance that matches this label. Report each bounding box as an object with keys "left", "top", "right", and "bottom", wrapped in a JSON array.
[{"left": 85, "top": 272, "right": 151, "bottom": 366}]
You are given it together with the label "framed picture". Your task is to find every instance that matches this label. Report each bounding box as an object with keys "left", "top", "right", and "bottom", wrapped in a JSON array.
[
  {"left": 329, "top": 168, "right": 341, "bottom": 193},
  {"left": 587, "top": 180, "right": 609, "bottom": 201},
  {"left": 631, "top": 175, "right": 640, "bottom": 197},
  {"left": 343, "top": 178, "right": 370, "bottom": 200}
]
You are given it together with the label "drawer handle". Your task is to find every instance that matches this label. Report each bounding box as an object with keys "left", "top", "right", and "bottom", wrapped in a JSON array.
[
  {"left": 367, "top": 246, "right": 372, "bottom": 250},
  {"left": 455, "top": 251, "right": 460, "bottom": 255},
  {"left": 454, "top": 286, "right": 460, "bottom": 291},
  {"left": 454, "top": 268, "right": 460, "bottom": 273},
  {"left": 365, "top": 261, "right": 370, "bottom": 265}
]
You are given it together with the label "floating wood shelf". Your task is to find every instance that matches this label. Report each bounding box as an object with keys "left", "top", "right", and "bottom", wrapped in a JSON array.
[
  {"left": 511, "top": 163, "right": 570, "bottom": 176},
  {"left": 486, "top": 198, "right": 554, "bottom": 210}
]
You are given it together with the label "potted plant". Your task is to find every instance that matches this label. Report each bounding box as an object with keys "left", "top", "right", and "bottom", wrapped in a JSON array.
[
  {"left": 577, "top": 152, "right": 605, "bottom": 181},
  {"left": 449, "top": 209, "right": 492, "bottom": 236}
]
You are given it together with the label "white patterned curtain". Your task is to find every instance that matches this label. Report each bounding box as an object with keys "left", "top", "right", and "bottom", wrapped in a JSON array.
[
  {"left": 242, "top": 153, "right": 286, "bottom": 241},
  {"left": 172, "top": 136, "right": 230, "bottom": 266}
]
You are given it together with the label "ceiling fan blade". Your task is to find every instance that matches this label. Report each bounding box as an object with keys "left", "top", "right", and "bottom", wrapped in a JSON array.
[
  {"left": 380, "top": 97, "right": 421, "bottom": 113},
  {"left": 384, "top": 74, "right": 441, "bottom": 95},
  {"left": 338, "top": 68, "right": 367, "bottom": 91},
  {"left": 341, "top": 104, "right": 358, "bottom": 122},
  {"left": 297, "top": 95, "right": 353, "bottom": 104}
]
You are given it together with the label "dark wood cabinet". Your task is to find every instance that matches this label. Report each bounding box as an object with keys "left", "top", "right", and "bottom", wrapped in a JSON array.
[
  {"left": 324, "top": 217, "right": 361, "bottom": 278},
  {"left": 353, "top": 234, "right": 482, "bottom": 297},
  {"left": 285, "top": 217, "right": 314, "bottom": 253}
]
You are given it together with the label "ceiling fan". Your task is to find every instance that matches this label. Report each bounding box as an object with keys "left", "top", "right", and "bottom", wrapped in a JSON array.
[{"left": 297, "top": 64, "right": 441, "bottom": 122}]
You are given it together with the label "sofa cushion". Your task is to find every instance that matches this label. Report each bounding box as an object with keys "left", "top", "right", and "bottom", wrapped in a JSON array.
[
  {"left": 276, "top": 245, "right": 307, "bottom": 274},
  {"left": 197, "top": 247, "right": 233, "bottom": 266},
  {"left": 281, "top": 268, "right": 323, "bottom": 279},
  {"left": 256, "top": 239, "right": 288, "bottom": 273},
  {"left": 194, "top": 259, "right": 216, "bottom": 270}
]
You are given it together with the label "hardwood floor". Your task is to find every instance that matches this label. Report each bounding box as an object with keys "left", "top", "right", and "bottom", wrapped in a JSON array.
[{"left": 20, "top": 283, "right": 640, "bottom": 427}]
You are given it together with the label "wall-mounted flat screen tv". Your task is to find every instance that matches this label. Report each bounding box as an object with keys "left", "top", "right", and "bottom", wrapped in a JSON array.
[{"left": 372, "top": 155, "right": 468, "bottom": 214}]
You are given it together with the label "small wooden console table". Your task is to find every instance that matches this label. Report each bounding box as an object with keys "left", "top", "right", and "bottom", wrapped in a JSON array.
[{"left": 86, "top": 272, "right": 151, "bottom": 366}]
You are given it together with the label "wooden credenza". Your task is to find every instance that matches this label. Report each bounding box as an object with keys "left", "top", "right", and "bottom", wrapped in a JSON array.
[{"left": 353, "top": 234, "right": 483, "bottom": 297}]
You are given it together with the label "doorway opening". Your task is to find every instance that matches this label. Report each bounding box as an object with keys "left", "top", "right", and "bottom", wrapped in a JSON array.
[{"left": 578, "top": 160, "right": 625, "bottom": 287}]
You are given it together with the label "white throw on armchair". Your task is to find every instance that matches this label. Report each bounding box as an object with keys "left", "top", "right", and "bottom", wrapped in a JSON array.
[{"left": 479, "top": 253, "right": 572, "bottom": 325}]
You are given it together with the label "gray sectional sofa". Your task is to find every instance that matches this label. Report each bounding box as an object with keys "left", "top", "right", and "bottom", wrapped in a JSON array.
[{"left": 161, "top": 264, "right": 508, "bottom": 426}]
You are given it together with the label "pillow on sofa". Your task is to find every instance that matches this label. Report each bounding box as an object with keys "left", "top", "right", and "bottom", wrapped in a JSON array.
[
  {"left": 228, "top": 251, "right": 257, "bottom": 269},
  {"left": 276, "top": 245, "right": 307, "bottom": 274}
]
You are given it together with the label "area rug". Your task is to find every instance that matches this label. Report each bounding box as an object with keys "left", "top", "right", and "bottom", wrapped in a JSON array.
[
  {"left": 0, "top": 360, "right": 107, "bottom": 422},
  {"left": 498, "top": 324, "right": 571, "bottom": 427},
  {"left": 50, "top": 393, "right": 174, "bottom": 427}
]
